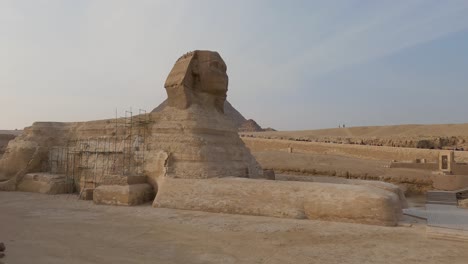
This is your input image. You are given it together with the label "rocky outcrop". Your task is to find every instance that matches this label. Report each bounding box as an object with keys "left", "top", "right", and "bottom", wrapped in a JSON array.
[
  {"left": 0, "top": 123, "right": 69, "bottom": 182},
  {"left": 0, "top": 121, "right": 116, "bottom": 191}
]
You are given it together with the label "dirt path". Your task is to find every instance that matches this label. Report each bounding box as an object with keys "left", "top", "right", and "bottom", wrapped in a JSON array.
[{"left": 1, "top": 192, "right": 467, "bottom": 264}]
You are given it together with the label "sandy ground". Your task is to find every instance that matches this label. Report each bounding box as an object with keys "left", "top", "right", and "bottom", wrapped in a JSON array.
[{"left": 1, "top": 192, "right": 468, "bottom": 264}]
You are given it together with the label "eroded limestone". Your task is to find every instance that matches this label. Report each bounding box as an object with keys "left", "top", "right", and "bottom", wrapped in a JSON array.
[{"left": 154, "top": 177, "right": 402, "bottom": 226}]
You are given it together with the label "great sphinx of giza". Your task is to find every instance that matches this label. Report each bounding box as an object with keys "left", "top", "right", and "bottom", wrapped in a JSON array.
[
  {"left": 145, "top": 50, "right": 264, "bottom": 184},
  {"left": 0, "top": 50, "right": 406, "bottom": 226}
]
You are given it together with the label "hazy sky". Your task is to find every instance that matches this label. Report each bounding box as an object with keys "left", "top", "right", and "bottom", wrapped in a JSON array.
[{"left": 1, "top": 0, "right": 468, "bottom": 130}]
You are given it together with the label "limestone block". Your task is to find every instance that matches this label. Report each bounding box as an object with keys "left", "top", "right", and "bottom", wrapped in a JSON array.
[
  {"left": 349, "top": 180, "right": 408, "bottom": 209},
  {"left": 100, "top": 175, "right": 147, "bottom": 186},
  {"left": 154, "top": 178, "right": 402, "bottom": 226},
  {"left": 79, "top": 188, "right": 94, "bottom": 201},
  {"left": 263, "top": 174, "right": 408, "bottom": 209},
  {"left": 431, "top": 174, "right": 468, "bottom": 191},
  {"left": 263, "top": 169, "right": 276, "bottom": 180},
  {"left": 17, "top": 173, "right": 73, "bottom": 194},
  {"left": 459, "top": 199, "right": 468, "bottom": 209},
  {"left": 94, "top": 184, "right": 155, "bottom": 206}
]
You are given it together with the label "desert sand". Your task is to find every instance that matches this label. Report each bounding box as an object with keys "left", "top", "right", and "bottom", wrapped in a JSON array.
[{"left": 1, "top": 192, "right": 468, "bottom": 264}]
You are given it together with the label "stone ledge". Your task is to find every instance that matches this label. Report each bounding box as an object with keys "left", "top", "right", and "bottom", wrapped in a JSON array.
[
  {"left": 154, "top": 177, "right": 402, "bottom": 226},
  {"left": 17, "top": 173, "right": 73, "bottom": 194}
]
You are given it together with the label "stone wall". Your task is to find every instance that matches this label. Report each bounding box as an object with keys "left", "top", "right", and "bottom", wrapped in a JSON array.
[
  {"left": 242, "top": 137, "right": 468, "bottom": 162},
  {"left": 453, "top": 164, "right": 468, "bottom": 175},
  {"left": 431, "top": 174, "right": 468, "bottom": 191},
  {"left": 389, "top": 162, "right": 439, "bottom": 171}
]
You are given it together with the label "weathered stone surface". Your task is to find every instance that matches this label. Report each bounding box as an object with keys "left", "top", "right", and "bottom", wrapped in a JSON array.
[
  {"left": 431, "top": 174, "right": 468, "bottom": 191},
  {"left": 144, "top": 151, "right": 168, "bottom": 191},
  {"left": 0, "top": 123, "right": 67, "bottom": 182},
  {"left": 154, "top": 178, "right": 402, "bottom": 226},
  {"left": 0, "top": 133, "right": 17, "bottom": 159},
  {"left": 164, "top": 50, "right": 227, "bottom": 113},
  {"left": 343, "top": 179, "right": 408, "bottom": 209},
  {"left": 94, "top": 184, "right": 154, "bottom": 206},
  {"left": 79, "top": 188, "right": 94, "bottom": 200},
  {"left": 262, "top": 169, "right": 276, "bottom": 180},
  {"left": 276, "top": 174, "right": 408, "bottom": 209},
  {"left": 153, "top": 99, "right": 253, "bottom": 130},
  {"left": 143, "top": 50, "right": 264, "bottom": 184},
  {"left": 459, "top": 199, "right": 468, "bottom": 209},
  {"left": 100, "top": 175, "right": 147, "bottom": 186},
  {"left": 17, "top": 173, "right": 73, "bottom": 194},
  {"left": 0, "top": 144, "right": 48, "bottom": 192}
]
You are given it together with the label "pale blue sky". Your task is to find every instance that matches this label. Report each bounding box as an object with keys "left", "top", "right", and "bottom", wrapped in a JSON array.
[{"left": 1, "top": 0, "right": 468, "bottom": 130}]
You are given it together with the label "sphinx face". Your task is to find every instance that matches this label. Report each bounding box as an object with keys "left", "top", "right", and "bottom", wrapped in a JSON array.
[{"left": 196, "top": 51, "right": 228, "bottom": 96}]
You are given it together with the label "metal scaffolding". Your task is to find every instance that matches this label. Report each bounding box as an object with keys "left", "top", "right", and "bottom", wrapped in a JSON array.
[{"left": 45, "top": 107, "right": 151, "bottom": 198}]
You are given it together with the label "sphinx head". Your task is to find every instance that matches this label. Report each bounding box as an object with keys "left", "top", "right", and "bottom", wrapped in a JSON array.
[{"left": 164, "top": 50, "right": 228, "bottom": 113}]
